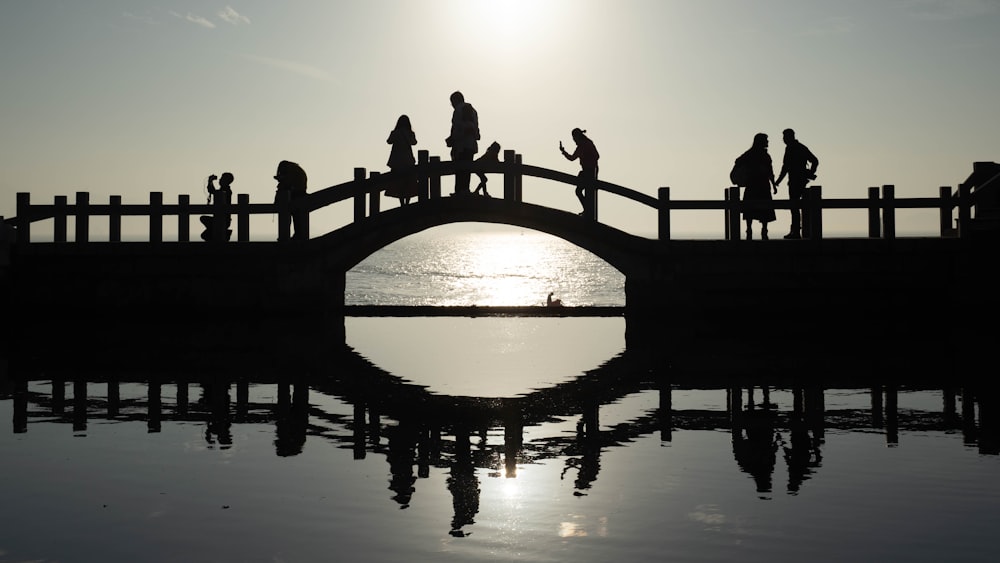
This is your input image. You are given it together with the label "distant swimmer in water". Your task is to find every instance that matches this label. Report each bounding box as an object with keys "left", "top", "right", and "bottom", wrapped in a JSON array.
[{"left": 547, "top": 292, "right": 563, "bottom": 307}]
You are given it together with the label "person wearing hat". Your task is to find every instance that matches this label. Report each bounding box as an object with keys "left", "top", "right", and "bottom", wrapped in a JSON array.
[{"left": 775, "top": 128, "right": 819, "bottom": 239}]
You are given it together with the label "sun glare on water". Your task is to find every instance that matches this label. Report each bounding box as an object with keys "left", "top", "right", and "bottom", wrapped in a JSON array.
[{"left": 448, "top": 230, "right": 559, "bottom": 306}]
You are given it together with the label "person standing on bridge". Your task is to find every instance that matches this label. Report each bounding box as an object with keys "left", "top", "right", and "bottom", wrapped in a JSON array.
[
  {"left": 445, "top": 91, "right": 480, "bottom": 196},
  {"left": 560, "top": 128, "right": 600, "bottom": 218},
  {"left": 775, "top": 128, "right": 819, "bottom": 239},
  {"left": 733, "top": 133, "right": 777, "bottom": 240},
  {"left": 385, "top": 114, "right": 419, "bottom": 206},
  {"left": 274, "top": 160, "right": 308, "bottom": 241}
]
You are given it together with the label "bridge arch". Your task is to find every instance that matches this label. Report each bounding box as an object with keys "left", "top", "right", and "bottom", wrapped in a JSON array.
[{"left": 313, "top": 196, "right": 659, "bottom": 278}]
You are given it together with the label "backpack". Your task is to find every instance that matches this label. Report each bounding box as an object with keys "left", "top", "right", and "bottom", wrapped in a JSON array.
[
  {"left": 463, "top": 103, "right": 480, "bottom": 140},
  {"left": 729, "top": 157, "right": 748, "bottom": 187}
]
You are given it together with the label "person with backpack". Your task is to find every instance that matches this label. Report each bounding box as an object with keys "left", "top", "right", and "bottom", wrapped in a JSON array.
[
  {"left": 732, "top": 133, "right": 777, "bottom": 240},
  {"left": 445, "top": 91, "right": 479, "bottom": 196},
  {"left": 274, "top": 160, "right": 308, "bottom": 241}
]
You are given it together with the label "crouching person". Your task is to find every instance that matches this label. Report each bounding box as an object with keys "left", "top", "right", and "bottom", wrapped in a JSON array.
[{"left": 200, "top": 172, "right": 233, "bottom": 242}]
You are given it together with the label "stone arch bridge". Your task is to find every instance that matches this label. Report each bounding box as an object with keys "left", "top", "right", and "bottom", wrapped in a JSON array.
[{"left": 3, "top": 154, "right": 998, "bottom": 348}]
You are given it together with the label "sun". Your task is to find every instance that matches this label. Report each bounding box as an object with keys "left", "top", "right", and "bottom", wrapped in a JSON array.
[{"left": 453, "top": 0, "right": 558, "bottom": 49}]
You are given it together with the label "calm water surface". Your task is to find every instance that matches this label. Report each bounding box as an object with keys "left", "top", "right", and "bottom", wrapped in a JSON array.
[{"left": 2, "top": 227, "right": 997, "bottom": 563}]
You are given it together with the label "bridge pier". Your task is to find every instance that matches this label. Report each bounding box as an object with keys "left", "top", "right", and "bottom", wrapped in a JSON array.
[{"left": 620, "top": 237, "right": 998, "bottom": 382}]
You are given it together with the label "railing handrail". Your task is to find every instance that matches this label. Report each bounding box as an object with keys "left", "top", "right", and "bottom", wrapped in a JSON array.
[{"left": 5, "top": 155, "right": 992, "bottom": 243}]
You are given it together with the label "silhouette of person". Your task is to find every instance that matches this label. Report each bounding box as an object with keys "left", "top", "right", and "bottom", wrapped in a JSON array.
[
  {"left": 546, "top": 292, "right": 563, "bottom": 307},
  {"left": 560, "top": 410, "right": 603, "bottom": 494},
  {"left": 775, "top": 128, "right": 819, "bottom": 239},
  {"left": 447, "top": 427, "right": 480, "bottom": 537},
  {"left": 781, "top": 422, "right": 822, "bottom": 494},
  {"left": 560, "top": 128, "right": 600, "bottom": 217},
  {"left": 733, "top": 133, "right": 777, "bottom": 239},
  {"left": 200, "top": 172, "right": 233, "bottom": 242},
  {"left": 384, "top": 114, "right": 419, "bottom": 206},
  {"left": 386, "top": 424, "right": 418, "bottom": 508},
  {"left": 445, "top": 91, "right": 479, "bottom": 196},
  {"left": 274, "top": 160, "right": 308, "bottom": 241},
  {"left": 202, "top": 380, "right": 233, "bottom": 449},
  {"left": 731, "top": 389, "right": 778, "bottom": 496},
  {"left": 473, "top": 141, "right": 501, "bottom": 197}
]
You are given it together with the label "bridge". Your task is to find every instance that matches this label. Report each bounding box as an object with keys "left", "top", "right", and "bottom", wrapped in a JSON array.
[{"left": 2, "top": 151, "right": 999, "bottom": 349}]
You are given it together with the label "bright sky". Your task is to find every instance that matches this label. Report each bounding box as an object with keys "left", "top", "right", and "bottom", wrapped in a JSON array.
[{"left": 2, "top": 0, "right": 998, "bottom": 238}]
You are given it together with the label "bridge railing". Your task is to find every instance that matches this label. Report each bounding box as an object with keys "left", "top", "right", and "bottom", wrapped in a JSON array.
[{"left": 3, "top": 152, "right": 985, "bottom": 244}]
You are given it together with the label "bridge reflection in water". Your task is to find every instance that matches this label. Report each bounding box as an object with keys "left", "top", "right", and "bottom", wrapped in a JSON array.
[{"left": 6, "top": 334, "right": 998, "bottom": 535}]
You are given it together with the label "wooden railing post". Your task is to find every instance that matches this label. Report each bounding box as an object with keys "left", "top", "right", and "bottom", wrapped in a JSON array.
[
  {"left": 417, "top": 150, "right": 430, "bottom": 202},
  {"left": 298, "top": 196, "right": 309, "bottom": 240},
  {"left": 815, "top": 185, "right": 824, "bottom": 239},
  {"left": 54, "top": 195, "right": 68, "bottom": 243},
  {"left": 726, "top": 187, "right": 741, "bottom": 241},
  {"left": 938, "top": 186, "right": 954, "bottom": 237},
  {"left": 109, "top": 195, "right": 122, "bottom": 242},
  {"left": 237, "top": 194, "right": 249, "bottom": 242},
  {"left": 177, "top": 194, "right": 190, "bottom": 242},
  {"left": 75, "top": 192, "right": 90, "bottom": 243},
  {"left": 882, "top": 185, "right": 896, "bottom": 240},
  {"left": 16, "top": 192, "right": 31, "bottom": 244},
  {"left": 724, "top": 187, "right": 732, "bottom": 240},
  {"left": 515, "top": 153, "right": 524, "bottom": 203},
  {"left": 802, "top": 187, "right": 812, "bottom": 239},
  {"left": 805, "top": 185, "right": 822, "bottom": 239},
  {"left": 957, "top": 183, "right": 971, "bottom": 238},
  {"left": 353, "top": 167, "right": 367, "bottom": 222},
  {"left": 14, "top": 192, "right": 31, "bottom": 244},
  {"left": 369, "top": 171, "right": 381, "bottom": 215},
  {"left": 149, "top": 192, "right": 163, "bottom": 242},
  {"left": 867, "top": 187, "right": 880, "bottom": 238},
  {"left": 503, "top": 149, "right": 516, "bottom": 201},
  {"left": 429, "top": 156, "right": 442, "bottom": 199},
  {"left": 658, "top": 187, "right": 671, "bottom": 242},
  {"left": 276, "top": 190, "right": 291, "bottom": 242}
]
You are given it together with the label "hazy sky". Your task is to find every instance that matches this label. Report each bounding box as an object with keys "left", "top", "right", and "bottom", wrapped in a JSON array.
[{"left": 2, "top": 0, "right": 998, "bottom": 238}]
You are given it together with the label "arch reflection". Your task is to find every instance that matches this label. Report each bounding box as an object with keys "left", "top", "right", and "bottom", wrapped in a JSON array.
[{"left": 5, "top": 311, "right": 999, "bottom": 539}]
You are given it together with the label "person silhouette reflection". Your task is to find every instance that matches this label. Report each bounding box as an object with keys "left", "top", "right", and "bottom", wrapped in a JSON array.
[
  {"left": 202, "top": 380, "right": 233, "bottom": 449},
  {"left": 275, "top": 383, "right": 308, "bottom": 457},
  {"left": 731, "top": 387, "right": 778, "bottom": 496},
  {"left": 781, "top": 422, "right": 822, "bottom": 493},
  {"left": 447, "top": 427, "right": 480, "bottom": 537},
  {"left": 386, "top": 423, "right": 418, "bottom": 508},
  {"left": 561, "top": 404, "right": 602, "bottom": 494}
]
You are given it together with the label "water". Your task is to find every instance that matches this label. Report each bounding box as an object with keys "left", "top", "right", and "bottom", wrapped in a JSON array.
[
  {"left": 2, "top": 225, "right": 998, "bottom": 563},
  {"left": 345, "top": 225, "right": 625, "bottom": 307}
]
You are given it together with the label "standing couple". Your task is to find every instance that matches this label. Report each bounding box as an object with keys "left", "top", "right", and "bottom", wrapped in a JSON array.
[
  {"left": 732, "top": 129, "right": 819, "bottom": 240},
  {"left": 384, "top": 91, "right": 481, "bottom": 205}
]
